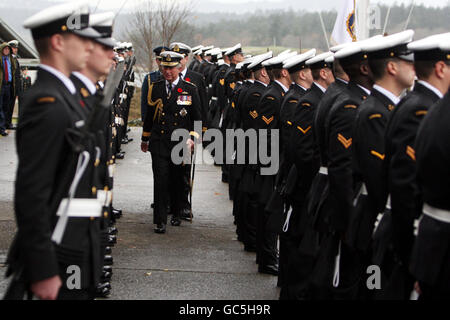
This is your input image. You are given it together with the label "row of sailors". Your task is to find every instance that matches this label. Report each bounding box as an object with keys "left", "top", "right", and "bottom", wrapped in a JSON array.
[{"left": 186, "top": 31, "right": 450, "bottom": 300}]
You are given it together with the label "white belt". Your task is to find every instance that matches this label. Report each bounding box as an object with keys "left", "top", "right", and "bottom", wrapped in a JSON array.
[
  {"left": 423, "top": 203, "right": 450, "bottom": 223},
  {"left": 211, "top": 97, "right": 218, "bottom": 101},
  {"left": 386, "top": 195, "right": 392, "bottom": 210},
  {"left": 319, "top": 167, "right": 328, "bottom": 175}
]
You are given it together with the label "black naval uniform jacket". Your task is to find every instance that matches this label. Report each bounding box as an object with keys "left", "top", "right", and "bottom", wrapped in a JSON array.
[
  {"left": 350, "top": 87, "right": 396, "bottom": 252},
  {"left": 9, "top": 68, "right": 101, "bottom": 288},
  {"left": 314, "top": 79, "right": 348, "bottom": 167},
  {"left": 290, "top": 83, "right": 325, "bottom": 195},
  {"left": 141, "top": 78, "right": 202, "bottom": 157},
  {"left": 384, "top": 82, "right": 441, "bottom": 265},
  {"left": 411, "top": 91, "right": 450, "bottom": 289},
  {"left": 239, "top": 80, "right": 268, "bottom": 194},
  {"left": 182, "top": 69, "right": 208, "bottom": 130},
  {"left": 210, "top": 64, "right": 229, "bottom": 129},
  {"left": 325, "top": 82, "right": 369, "bottom": 233}
]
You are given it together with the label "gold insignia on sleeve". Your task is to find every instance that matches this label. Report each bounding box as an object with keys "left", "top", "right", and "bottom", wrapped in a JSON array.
[
  {"left": 344, "top": 105, "right": 357, "bottom": 109},
  {"left": 301, "top": 103, "right": 311, "bottom": 107},
  {"left": 250, "top": 110, "right": 258, "bottom": 119},
  {"left": 266, "top": 96, "right": 275, "bottom": 101},
  {"left": 230, "top": 82, "right": 236, "bottom": 90},
  {"left": 289, "top": 100, "right": 298, "bottom": 104},
  {"left": 337, "top": 134, "right": 352, "bottom": 149},
  {"left": 371, "top": 150, "right": 385, "bottom": 160},
  {"left": 369, "top": 114, "right": 382, "bottom": 120},
  {"left": 219, "top": 79, "right": 225, "bottom": 86},
  {"left": 253, "top": 93, "right": 261, "bottom": 97},
  {"left": 262, "top": 116, "right": 274, "bottom": 125},
  {"left": 287, "top": 121, "right": 292, "bottom": 126},
  {"left": 297, "top": 125, "right": 311, "bottom": 134},
  {"left": 37, "top": 97, "right": 56, "bottom": 104},
  {"left": 232, "top": 102, "right": 236, "bottom": 108},
  {"left": 415, "top": 110, "right": 427, "bottom": 116},
  {"left": 406, "top": 146, "right": 416, "bottom": 161},
  {"left": 80, "top": 87, "right": 90, "bottom": 98}
]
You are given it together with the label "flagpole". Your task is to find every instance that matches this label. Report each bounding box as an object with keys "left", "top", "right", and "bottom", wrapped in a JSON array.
[
  {"left": 318, "top": 11, "right": 330, "bottom": 50},
  {"left": 383, "top": 5, "right": 392, "bottom": 35},
  {"left": 404, "top": 0, "right": 416, "bottom": 30},
  {"left": 356, "top": 0, "right": 370, "bottom": 40}
]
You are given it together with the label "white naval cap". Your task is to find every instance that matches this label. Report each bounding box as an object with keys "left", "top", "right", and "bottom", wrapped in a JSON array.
[
  {"left": 217, "top": 59, "right": 226, "bottom": 66},
  {"left": 8, "top": 40, "right": 19, "bottom": 48},
  {"left": 408, "top": 32, "right": 450, "bottom": 62},
  {"left": 24, "top": 1, "right": 100, "bottom": 40},
  {"left": 225, "top": 43, "right": 242, "bottom": 57},
  {"left": 170, "top": 42, "right": 192, "bottom": 56},
  {"left": 248, "top": 51, "right": 273, "bottom": 71},
  {"left": 325, "top": 56, "right": 335, "bottom": 64},
  {"left": 306, "top": 51, "right": 334, "bottom": 69},
  {"left": 160, "top": 51, "right": 184, "bottom": 67},
  {"left": 206, "top": 48, "right": 222, "bottom": 57},
  {"left": 277, "top": 49, "right": 292, "bottom": 57},
  {"left": 201, "top": 45, "right": 214, "bottom": 53},
  {"left": 334, "top": 35, "right": 383, "bottom": 65},
  {"left": 263, "top": 51, "right": 298, "bottom": 70},
  {"left": 191, "top": 45, "right": 204, "bottom": 52},
  {"left": 362, "top": 30, "right": 415, "bottom": 62},
  {"left": 283, "top": 49, "right": 317, "bottom": 72},
  {"left": 90, "top": 12, "right": 116, "bottom": 48},
  {"left": 330, "top": 42, "right": 352, "bottom": 53}
]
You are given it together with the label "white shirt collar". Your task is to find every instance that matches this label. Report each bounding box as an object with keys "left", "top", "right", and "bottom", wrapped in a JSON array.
[
  {"left": 417, "top": 80, "right": 444, "bottom": 99},
  {"left": 295, "top": 83, "right": 308, "bottom": 91},
  {"left": 72, "top": 72, "right": 97, "bottom": 95},
  {"left": 336, "top": 77, "right": 349, "bottom": 85},
  {"left": 40, "top": 64, "right": 76, "bottom": 95},
  {"left": 180, "top": 67, "right": 188, "bottom": 78},
  {"left": 166, "top": 76, "right": 180, "bottom": 93},
  {"left": 247, "top": 79, "right": 254, "bottom": 83},
  {"left": 373, "top": 84, "right": 401, "bottom": 105},
  {"left": 255, "top": 80, "right": 268, "bottom": 87},
  {"left": 275, "top": 80, "right": 289, "bottom": 93},
  {"left": 357, "top": 84, "right": 371, "bottom": 96},
  {"left": 314, "top": 82, "right": 326, "bottom": 93}
]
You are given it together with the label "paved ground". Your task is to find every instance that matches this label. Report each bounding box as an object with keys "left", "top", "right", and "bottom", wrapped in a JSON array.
[{"left": 0, "top": 128, "right": 279, "bottom": 300}]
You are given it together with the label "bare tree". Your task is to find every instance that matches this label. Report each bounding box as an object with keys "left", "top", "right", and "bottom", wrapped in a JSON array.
[{"left": 125, "top": 0, "right": 195, "bottom": 72}]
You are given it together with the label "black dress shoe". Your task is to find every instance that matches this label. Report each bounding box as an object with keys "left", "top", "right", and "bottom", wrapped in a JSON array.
[
  {"left": 127, "top": 128, "right": 131, "bottom": 133},
  {"left": 154, "top": 224, "right": 166, "bottom": 234},
  {"left": 127, "top": 138, "right": 133, "bottom": 142},
  {"left": 0, "top": 131, "right": 8, "bottom": 137},
  {"left": 101, "top": 271, "right": 112, "bottom": 282},
  {"left": 258, "top": 264, "right": 279, "bottom": 276},
  {"left": 103, "top": 266, "right": 113, "bottom": 274},
  {"left": 180, "top": 208, "right": 193, "bottom": 221},
  {"left": 115, "top": 152, "right": 125, "bottom": 159},
  {"left": 112, "top": 210, "right": 122, "bottom": 220},
  {"left": 104, "top": 255, "right": 114, "bottom": 266},
  {"left": 104, "top": 246, "right": 112, "bottom": 255},
  {"left": 151, "top": 203, "right": 154, "bottom": 208},
  {"left": 108, "top": 227, "right": 118, "bottom": 235},
  {"left": 121, "top": 138, "right": 129, "bottom": 144},
  {"left": 112, "top": 208, "right": 122, "bottom": 215},
  {"left": 170, "top": 218, "right": 181, "bottom": 226},
  {"left": 95, "top": 282, "right": 111, "bottom": 298},
  {"left": 108, "top": 235, "right": 117, "bottom": 246}
]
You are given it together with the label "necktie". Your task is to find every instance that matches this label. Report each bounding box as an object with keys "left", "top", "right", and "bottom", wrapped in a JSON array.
[
  {"left": 3, "top": 57, "right": 9, "bottom": 83},
  {"left": 167, "top": 82, "right": 173, "bottom": 98}
]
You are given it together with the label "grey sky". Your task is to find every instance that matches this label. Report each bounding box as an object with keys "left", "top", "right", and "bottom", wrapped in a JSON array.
[{"left": 23, "top": 0, "right": 450, "bottom": 13}]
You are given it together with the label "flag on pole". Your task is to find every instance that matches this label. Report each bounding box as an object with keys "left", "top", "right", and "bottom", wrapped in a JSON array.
[{"left": 331, "top": 0, "right": 357, "bottom": 45}]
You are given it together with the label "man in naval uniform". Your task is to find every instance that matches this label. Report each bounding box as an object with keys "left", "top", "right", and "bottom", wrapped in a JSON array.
[
  {"left": 141, "top": 51, "right": 202, "bottom": 234},
  {"left": 6, "top": 2, "right": 102, "bottom": 300}
]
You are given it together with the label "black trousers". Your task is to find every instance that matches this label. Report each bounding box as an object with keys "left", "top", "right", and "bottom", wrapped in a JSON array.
[
  {"left": 0, "top": 83, "right": 12, "bottom": 131},
  {"left": 151, "top": 151, "right": 184, "bottom": 225}
]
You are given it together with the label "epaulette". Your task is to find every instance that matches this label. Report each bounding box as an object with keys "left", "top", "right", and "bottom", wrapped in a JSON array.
[
  {"left": 301, "top": 102, "right": 311, "bottom": 107},
  {"left": 36, "top": 96, "right": 56, "bottom": 104},
  {"left": 266, "top": 96, "right": 276, "bottom": 101}
]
